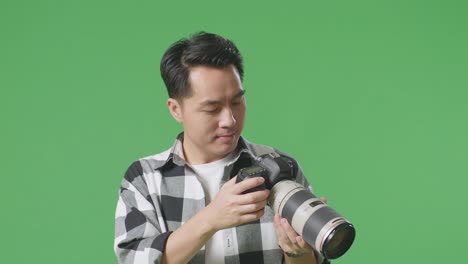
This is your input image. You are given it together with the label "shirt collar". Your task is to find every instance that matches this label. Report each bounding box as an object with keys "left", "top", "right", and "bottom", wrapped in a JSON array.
[{"left": 162, "top": 132, "right": 259, "bottom": 168}]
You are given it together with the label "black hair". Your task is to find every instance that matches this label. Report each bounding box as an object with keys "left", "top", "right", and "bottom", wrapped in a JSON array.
[{"left": 160, "top": 32, "right": 244, "bottom": 99}]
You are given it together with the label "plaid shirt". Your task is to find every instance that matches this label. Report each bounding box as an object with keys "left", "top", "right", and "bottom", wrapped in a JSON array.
[{"left": 114, "top": 133, "right": 326, "bottom": 264}]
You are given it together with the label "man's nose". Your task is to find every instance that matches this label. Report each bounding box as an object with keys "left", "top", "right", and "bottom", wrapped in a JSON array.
[{"left": 219, "top": 108, "right": 236, "bottom": 128}]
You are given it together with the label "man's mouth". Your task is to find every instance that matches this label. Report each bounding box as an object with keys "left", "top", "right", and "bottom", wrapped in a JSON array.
[
  {"left": 218, "top": 134, "right": 233, "bottom": 138},
  {"left": 216, "top": 132, "right": 236, "bottom": 141}
]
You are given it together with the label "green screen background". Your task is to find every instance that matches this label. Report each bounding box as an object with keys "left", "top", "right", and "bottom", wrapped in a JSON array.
[{"left": 2, "top": 0, "right": 467, "bottom": 263}]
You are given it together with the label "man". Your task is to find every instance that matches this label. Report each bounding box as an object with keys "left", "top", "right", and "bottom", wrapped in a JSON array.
[{"left": 114, "top": 32, "right": 327, "bottom": 264}]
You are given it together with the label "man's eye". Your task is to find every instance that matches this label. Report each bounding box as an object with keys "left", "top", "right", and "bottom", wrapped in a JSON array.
[
  {"left": 232, "top": 101, "right": 242, "bottom": 105},
  {"left": 204, "top": 108, "right": 219, "bottom": 113}
]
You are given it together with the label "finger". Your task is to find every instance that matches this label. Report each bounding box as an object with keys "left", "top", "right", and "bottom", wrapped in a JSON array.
[
  {"left": 238, "top": 207, "right": 265, "bottom": 224},
  {"left": 232, "top": 177, "right": 265, "bottom": 194},
  {"left": 224, "top": 176, "right": 237, "bottom": 186},
  {"left": 274, "top": 215, "right": 290, "bottom": 248},
  {"left": 238, "top": 200, "right": 267, "bottom": 214},
  {"left": 274, "top": 214, "right": 287, "bottom": 242},
  {"left": 296, "top": 236, "right": 310, "bottom": 249},
  {"left": 221, "top": 176, "right": 237, "bottom": 190},
  {"left": 237, "top": 189, "right": 270, "bottom": 205},
  {"left": 320, "top": 196, "right": 327, "bottom": 204},
  {"left": 281, "top": 218, "right": 300, "bottom": 245},
  {"left": 274, "top": 214, "right": 283, "bottom": 233},
  {"left": 276, "top": 232, "right": 301, "bottom": 253},
  {"left": 274, "top": 214, "right": 281, "bottom": 227}
]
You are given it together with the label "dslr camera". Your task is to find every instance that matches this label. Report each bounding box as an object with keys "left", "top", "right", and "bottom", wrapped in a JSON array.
[{"left": 236, "top": 153, "right": 355, "bottom": 260}]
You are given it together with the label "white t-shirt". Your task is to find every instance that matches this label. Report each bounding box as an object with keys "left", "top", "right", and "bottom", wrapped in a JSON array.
[{"left": 191, "top": 151, "right": 238, "bottom": 264}]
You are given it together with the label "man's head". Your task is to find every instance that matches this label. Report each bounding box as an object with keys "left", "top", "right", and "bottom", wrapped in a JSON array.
[
  {"left": 161, "top": 32, "right": 246, "bottom": 164},
  {"left": 160, "top": 32, "right": 244, "bottom": 98}
]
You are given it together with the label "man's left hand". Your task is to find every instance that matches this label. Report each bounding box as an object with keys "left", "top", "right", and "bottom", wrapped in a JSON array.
[
  {"left": 273, "top": 197, "right": 328, "bottom": 257},
  {"left": 273, "top": 214, "right": 312, "bottom": 257}
]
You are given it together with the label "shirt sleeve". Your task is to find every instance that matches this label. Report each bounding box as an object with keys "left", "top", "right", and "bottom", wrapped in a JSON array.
[{"left": 114, "top": 161, "right": 172, "bottom": 264}]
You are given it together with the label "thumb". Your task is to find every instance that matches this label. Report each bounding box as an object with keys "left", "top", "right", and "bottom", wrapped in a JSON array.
[
  {"left": 320, "top": 196, "right": 328, "bottom": 204},
  {"left": 221, "top": 176, "right": 237, "bottom": 189}
]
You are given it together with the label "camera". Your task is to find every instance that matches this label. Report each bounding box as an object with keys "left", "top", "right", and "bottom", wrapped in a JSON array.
[{"left": 236, "top": 153, "right": 355, "bottom": 260}]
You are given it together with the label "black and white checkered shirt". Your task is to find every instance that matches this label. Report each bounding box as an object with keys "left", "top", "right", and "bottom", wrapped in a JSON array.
[{"left": 114, "top": 133, "right": 326, "bottom": 264}]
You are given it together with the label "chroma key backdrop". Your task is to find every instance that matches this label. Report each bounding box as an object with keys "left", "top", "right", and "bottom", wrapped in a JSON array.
[{"left": 2, "top": 0, "right": 467, "bottom": 263}]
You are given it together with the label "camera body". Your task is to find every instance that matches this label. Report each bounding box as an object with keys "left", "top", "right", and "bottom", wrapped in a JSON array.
[
  {"left": 236, "top": 152, "right": 294, "bottom": 192},
  {"left": 236, "top": 153, "right": 355, "bottom": 260}
]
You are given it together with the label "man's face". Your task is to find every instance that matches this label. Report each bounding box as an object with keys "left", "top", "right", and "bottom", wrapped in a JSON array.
[{"left": 167, "top": 65, "right": 246, "bottom": 164}]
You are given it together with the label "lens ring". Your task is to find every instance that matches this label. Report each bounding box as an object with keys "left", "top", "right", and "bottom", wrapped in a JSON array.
[{"left": 322, "top": 222, "right": 356, "bottom": 259}]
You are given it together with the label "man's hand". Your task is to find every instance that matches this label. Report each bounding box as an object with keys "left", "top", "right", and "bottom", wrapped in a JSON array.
[
  {"left": 202, "top": 176, "right": 270, "bottom": 232},
  {"left": 274, "top": 197, "right": 328, "bottom": 262},
  {"left": 274, "top": 214, "right": 313, "bottom": 256},
  {"left": 162, "top": 176, "right": 268, "bottom": 264}
]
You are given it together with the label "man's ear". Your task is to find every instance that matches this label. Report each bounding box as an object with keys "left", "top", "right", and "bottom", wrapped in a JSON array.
[{"left": 167, "top": 98, "right": 183, "bottom": 123}]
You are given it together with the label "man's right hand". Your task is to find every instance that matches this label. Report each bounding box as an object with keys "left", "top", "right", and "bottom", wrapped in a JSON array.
[{"left": 202, "top": 176, "right": 270, "bottom": 232}]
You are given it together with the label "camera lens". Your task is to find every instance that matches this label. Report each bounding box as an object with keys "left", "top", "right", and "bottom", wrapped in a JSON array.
[
  {"left": 237, "top": 154, "right": 356, "bottom": 261},
  {"left": 322, "top": 222, "right": 355, "bottom": 259},
  {"left": 269, "top": 181, "right": 355, "bottom": 260}
]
